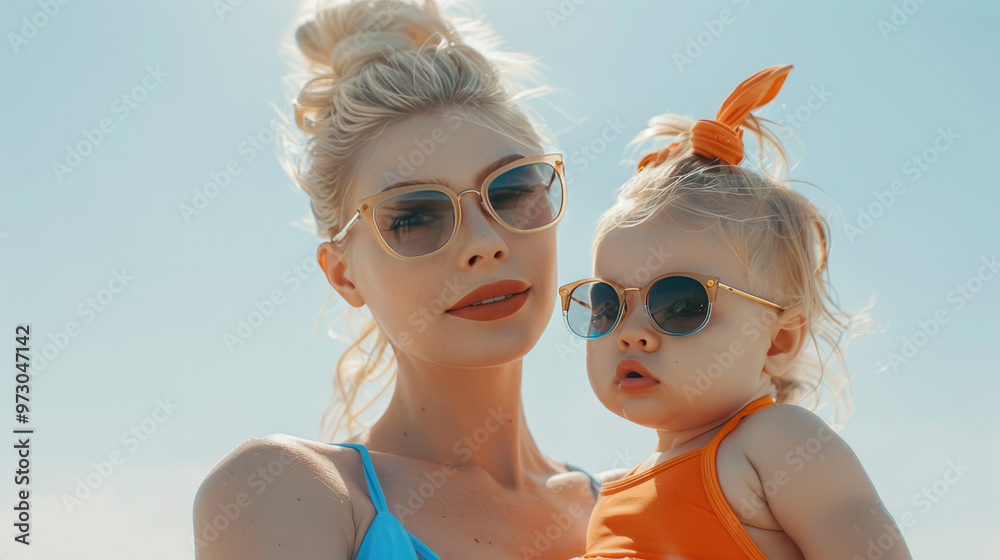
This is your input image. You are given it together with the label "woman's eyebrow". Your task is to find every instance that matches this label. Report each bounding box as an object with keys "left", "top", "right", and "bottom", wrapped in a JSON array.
[
  {"left": 474, "top": 153, "right": 526, "bottom": 185},
  {"left": 379, "top": 178, "right": 448, "bottom": 192},
  {"left": 379, "top": 153, "right": 527, "bottom": 192}
]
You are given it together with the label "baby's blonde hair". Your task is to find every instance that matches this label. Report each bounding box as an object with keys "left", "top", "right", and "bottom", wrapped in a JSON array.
[
  {"left": 276, "top": 0, "right": 546, "bottom": 441},
  {"left": 596, "top": 113, "right": 856, "bottom": 422}
]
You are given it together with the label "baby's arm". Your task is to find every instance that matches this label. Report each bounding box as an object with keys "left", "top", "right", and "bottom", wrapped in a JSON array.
[{"left": 744, "top": 405, "right": 912, "bottom": 560}]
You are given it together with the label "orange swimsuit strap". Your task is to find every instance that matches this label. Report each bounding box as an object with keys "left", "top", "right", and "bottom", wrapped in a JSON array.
[{"left": 583, "top": 396, "right": 778, "bottom": 560}]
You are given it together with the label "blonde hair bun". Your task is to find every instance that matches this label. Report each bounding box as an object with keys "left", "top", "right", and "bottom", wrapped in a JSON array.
[{"left": 294, "top": 0, "right": 458, "bottom": 76}]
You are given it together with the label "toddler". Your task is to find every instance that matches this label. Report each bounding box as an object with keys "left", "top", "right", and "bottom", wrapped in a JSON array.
[{"left": 562, "top": 65, "right": 911, "bottom": 559}]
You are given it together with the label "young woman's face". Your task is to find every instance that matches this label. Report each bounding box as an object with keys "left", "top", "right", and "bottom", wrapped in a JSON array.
[
  {"left": 586, "top": 223, "right": 779, "bottom": 432},
  {"left": 337, "top": 113, "right": 559, "bottom": 369}
]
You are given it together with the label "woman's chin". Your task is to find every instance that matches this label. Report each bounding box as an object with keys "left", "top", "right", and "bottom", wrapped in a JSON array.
[{"left": 400, "top": 337, "right": 534, "bottom": 371}]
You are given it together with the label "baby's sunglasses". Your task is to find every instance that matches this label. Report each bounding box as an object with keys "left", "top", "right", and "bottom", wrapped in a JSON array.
[
  {"left": 331, "top": 154, "right": 566, "bottom": 260},
  {"left": 559, "top": 272, "right": 786, "bottom": 339}
]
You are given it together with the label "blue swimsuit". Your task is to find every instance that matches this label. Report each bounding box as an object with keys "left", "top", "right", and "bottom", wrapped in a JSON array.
[{"left": 332, "top": 443, "right": 601, "bottom": 560}]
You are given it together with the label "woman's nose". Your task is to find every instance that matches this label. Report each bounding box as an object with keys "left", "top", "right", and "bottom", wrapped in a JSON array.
[{"left": 454, "top": 191, "right": 508, "bottom": 268}]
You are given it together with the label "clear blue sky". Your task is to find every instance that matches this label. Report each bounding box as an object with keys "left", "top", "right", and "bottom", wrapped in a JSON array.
[{"left": 1, "top": 0, "right": 996, "bottom": 557}]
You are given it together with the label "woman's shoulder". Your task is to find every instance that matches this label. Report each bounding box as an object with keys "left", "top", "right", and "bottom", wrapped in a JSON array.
[
  {"left": 196, "top": 433, "right": 365, "bottom": 501},
  {"left": 193, "top": 434, "right": 369, "bottom": 560}
]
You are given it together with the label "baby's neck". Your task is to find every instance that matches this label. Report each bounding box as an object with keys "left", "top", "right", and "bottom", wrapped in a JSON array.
[
  {"left": 639, "top": 424, "right": 726, "bottom": 471},
  {"left": 643, "top": 388, "right": 775, "bottom": 471}
]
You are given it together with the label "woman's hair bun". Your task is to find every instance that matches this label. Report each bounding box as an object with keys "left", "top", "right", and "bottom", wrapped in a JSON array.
[{"left": 294, "top": 0, "right": 459, "bottom": 76}]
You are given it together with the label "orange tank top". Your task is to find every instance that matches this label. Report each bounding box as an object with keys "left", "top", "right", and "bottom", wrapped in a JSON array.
[{"left": 583, "top": 395, "right": 776, "bottom": 560}]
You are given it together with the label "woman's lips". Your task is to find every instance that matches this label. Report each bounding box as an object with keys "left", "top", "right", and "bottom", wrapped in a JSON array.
[
  {"left": 615, "top": 359, "right": 660, "bottom": 392},
  {"left": 445, "top": 280, "right": 531, "bottom": 322}
]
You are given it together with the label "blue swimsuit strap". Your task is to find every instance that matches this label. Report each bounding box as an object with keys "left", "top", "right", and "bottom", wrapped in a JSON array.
[
  {"left": 333, "top": 443, "right": 443, "bottom": 560},
  {"left": 335, "top": 443, "right": 389, "bottom": 512},
  {"left": 410, "top": 536, "right": 439, "bottom": 560},
  {"left": 566, "top": 462, "right": 602, "bottom": 498},
  {"left": 334, "top": 443, "right": 594, "bottom": 559}
]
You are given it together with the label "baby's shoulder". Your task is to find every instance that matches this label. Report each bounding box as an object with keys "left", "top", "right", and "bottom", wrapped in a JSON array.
[
  {"left": 714, "top": 404, "right": 842, "bottom": 528},
  {"left": 728, "top": 403, "right": 838, "bottom": 453},
  {"left": 194, "top": 434, "right": 368, "bottom": 559},
  {"left": 718, "top": 403, "right": 843, "bottom": 476}
]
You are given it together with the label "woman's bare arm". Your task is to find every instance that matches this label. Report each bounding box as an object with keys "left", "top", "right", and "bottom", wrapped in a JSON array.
[{"left": 193, "top": 435, "right": 356, "bottom": 560}]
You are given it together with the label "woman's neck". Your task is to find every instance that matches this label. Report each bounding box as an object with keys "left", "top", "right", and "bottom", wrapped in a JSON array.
[{"left": 363, "top": 354, "right": 550, "bottom": 489}]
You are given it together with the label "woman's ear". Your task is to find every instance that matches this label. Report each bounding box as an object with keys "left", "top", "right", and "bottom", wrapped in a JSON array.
[
  {"left": 317, "top": 242, "right": 365, "bottom": 308},
  {"left": 763, "top": 303, "right": 808, "bottom": 379}
]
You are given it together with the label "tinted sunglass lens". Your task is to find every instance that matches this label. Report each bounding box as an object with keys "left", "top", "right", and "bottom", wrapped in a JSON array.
[
  {"left": 566, "top": 281, "right": 620, "bottom": 338},
  {"left": 647, "top": 276, "right": 710, "bottom": 335},
  {"left": 487, "top": 162, "right": 563, "bottom": 231},
  {"left": 372, "top": 191, "right": 455, "bottom": 257}
]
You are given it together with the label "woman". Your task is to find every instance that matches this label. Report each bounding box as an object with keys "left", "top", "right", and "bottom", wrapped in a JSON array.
[{"left": 193, "top": 1, "right": 600, "bottom": 558}]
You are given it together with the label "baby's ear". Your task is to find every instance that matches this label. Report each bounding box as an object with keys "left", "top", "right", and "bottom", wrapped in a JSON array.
[
  {"left": 317, "top": 242, "right": 366, "bottom": 308},
  {"left": 762, "top": 303, "right": 808, "bottom": 379}
]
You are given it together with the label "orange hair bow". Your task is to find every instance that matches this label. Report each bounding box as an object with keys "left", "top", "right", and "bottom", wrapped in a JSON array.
[{"left": 638, "top": 64, "right": 793, "bottom": 171}]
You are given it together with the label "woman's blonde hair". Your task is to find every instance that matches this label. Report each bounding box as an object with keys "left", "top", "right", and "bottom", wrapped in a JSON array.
[
  {"left": 275, "top": 0, "right": 546, "bottom": 441},
  {"left": 596, "top": 113, "right": 859, "bottom": 424}
]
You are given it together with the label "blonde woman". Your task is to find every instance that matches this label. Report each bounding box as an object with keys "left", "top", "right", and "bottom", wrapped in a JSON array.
[{"left": 193, "top": 1, "right": 600, "bottom": 559}]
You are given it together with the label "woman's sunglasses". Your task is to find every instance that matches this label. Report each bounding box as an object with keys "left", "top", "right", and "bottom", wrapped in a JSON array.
[
  {"left": 559, "top": 272, "right": 785, "bottom": 339},
  {"left": 331, "top": 154, "right": 566, "bottom": 260}
]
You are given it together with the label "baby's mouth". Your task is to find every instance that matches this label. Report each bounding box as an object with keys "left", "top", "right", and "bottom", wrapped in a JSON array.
[{"left": 614, "top": 359, "right": 661, "bottom": 391}]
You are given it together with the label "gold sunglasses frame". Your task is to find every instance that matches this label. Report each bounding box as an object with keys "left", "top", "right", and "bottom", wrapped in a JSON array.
[
  {"left": 559, "top": 272, "right": 785, "bottom": 338},
  {"left": 331, "top": 154, "right": 566, "bottom": 260}
]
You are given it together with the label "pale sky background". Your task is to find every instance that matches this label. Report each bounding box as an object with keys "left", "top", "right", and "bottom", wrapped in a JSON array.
[{"left": 1, "top": 0, "right": 997, "bottom": 558}]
